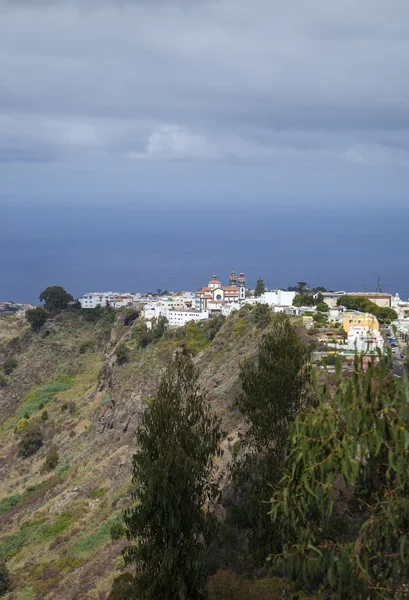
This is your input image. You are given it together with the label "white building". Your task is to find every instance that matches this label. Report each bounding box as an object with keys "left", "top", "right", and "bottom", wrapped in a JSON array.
[
  {"left": 222, "top": 302, "right": 241, "bottom": 317},
  {"left": 347, "top": 326, "right": 384, "bottom": 354},
  {"left": 259, "top": 290, "right": 296, "bottom": 307},
  {"left": 79, "top": 292, "right": 118, "bottom": 309},
  {"left": 167, "top": 309, "right": 209, "bottom": 327}
]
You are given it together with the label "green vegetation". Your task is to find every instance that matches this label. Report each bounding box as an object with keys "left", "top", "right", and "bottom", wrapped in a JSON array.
[
  {"left": 72, "top": 517, "right": 119, "bottom": 556},
  {"left": 2, "top": 356, "right": 18, "bottom": 375},
  {"left": 39, "top": 286, "right": 74, "bottom": 314},
  {"left": 316, "top": 301, "right": 329, "bottom": 312},
  {"left": 43, "top": 449, "right": 59, "bottom": 471},
  {"left": 271, "top": 355, "right": 409, "bottom": 598},
  {"left": 337, "top": 294, "right": 398, "bottom": 322},
  {"left": 4, "top": 376, "right": 73, "bottom": 431},
  {"left": 207, "top": 570, "right": 311, "bottom": 600},
  {"left": 116, "top": 343, "right": 131, "bottom": 365},
  {"left": 26, "top": 306, "right": 48, "bottom": 331},
  {"left": 231, "top": 314, "right": 313, "bottom": 567},
  {"left": 88, "top": 487, "right": 105, "bottom": 499},
  {"left": 254, "top": 278, "right": 266, "bottom": 297},
  {"left": 79, "top": 339, "right": 95, "bottom": 354},
  {"left": 0, "top": 494, "right": 22, "bottom": 517},
  {"left": 110, "top": 521, "right": 126, "bottom": 540},
  {"left": 18, "top": 422, "right": 44, "bottom": 458},
  {"left": 0, "top": 560, "right": 10, "bottom": 597},
  {"left": 292, "top": 293, "right": 315, "bottom": 307},
  {"left": 124, "top": 354, "right": 222, "bottom": 600},
  {"left": 0, "top": 374, "right": 7, "bottom": 388}
]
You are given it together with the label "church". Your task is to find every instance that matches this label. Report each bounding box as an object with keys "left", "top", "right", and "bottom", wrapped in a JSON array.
[{"left": 195, "top": 272, "right": 246, "bottom": 311}]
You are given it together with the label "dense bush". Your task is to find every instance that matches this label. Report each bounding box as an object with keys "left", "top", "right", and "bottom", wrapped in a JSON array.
[
  {"left": 116, "top": 343, "right": 130, "bottom": 365},
  {"left": 15, "top": 418, "right": 29, "bottom": 434},
  {"left": 0, "top": 560, "right": 10, "bottom": 596},
  {"left": 110, "top": 521, "right": 126, "bottom": 540},
  {"left": 18, "top": 422, "right": 44, "bottom": 458},
  {"left": 2, "top": 356, "right": 18, "bottom": 375},
  {"left": 43, "top": 450, "right": 59, "bottom": 471},
  {"left": 26, "top": 306, "right": 48, "bottom": 331},
  {"left": 0, "top": 374, "right": 7, "bottom": 388},
  {"left": 79, "top": 339, "right": 95, "bottom": 354},
  {"left": 316, "top": 302, "right": 329, "bottom": 312},
  {"left": 41, "top": 410, "right": 49, "bottom": 422}
]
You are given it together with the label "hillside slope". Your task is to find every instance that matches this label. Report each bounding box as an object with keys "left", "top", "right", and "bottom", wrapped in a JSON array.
[{"left": 0, "top": 307, "right": 266, "bottom": 600}]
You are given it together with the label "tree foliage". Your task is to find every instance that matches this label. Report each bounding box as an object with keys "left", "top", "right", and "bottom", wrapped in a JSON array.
[
  {"left": 39, "top": 286, "right": 73, "bottom": 313},
  {"left": 231, "top": 314, "right": 313, "bottom": 566},
  {"left": 17, "top": 422, "right": 44, "bottom": 458},
  {"left": 26, "top": 307, "right": 48, "bottom": 332},
  {"left": 316, "top": 302, "right": 329, "bottom": 312},
  {"left": 337, "top": 295, "right": 398, "bottom": 323},
  {"left": 271, "top": 355, "right": 409, "bottom": 599},
  {"left": 292, "top": 294, "right": 315, "bottom": 307},
  {"left": 254, "top": 278, "right": 266, "bottom": 298},
  {"left": 123, "top": 354, "right": 223, "bottom": 600}
]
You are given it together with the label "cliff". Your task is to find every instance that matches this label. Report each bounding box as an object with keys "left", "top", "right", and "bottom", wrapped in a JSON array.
[{"left": 0, "top": 306, "right": 266, "bottom": 599}]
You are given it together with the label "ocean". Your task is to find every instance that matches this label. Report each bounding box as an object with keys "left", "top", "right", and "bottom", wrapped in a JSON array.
[{"left": 1, "top": 198, "right": 408, "bottom": 303}]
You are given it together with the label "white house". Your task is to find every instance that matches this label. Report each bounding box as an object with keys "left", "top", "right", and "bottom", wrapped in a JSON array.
[{"left": 347, "top": 326, "right": 384, "bottom": 354}]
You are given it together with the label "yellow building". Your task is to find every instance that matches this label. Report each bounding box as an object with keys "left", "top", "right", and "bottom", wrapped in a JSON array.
[{"left": 342, "top": 312, "right": 379, "bottom": 333}]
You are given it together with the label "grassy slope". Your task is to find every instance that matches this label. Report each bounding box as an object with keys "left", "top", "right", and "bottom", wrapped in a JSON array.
[{"left": 0, "top": 307, "right": 266, "bottom": 600}]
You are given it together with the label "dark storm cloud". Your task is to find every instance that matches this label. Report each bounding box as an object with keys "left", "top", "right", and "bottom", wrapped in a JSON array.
[{"left": 0, "top": 0, "right": 409, "bottom": 165}]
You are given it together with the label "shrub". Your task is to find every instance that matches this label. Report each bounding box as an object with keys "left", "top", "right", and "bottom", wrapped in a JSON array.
[
  {"left": 107, "top": 573, "right": 134, "bottom": 600},
  {"left": 26, "top": 306, "right": 48, "bottom": 331},
  {"left": 0, "top": 560, "right": 11, "bottom": 596},
  {"left": 15, "top": 418, "right": 30, "bottom": 434},
  {"left": 251, "top": 304, "right": 271, "bottom": 328},
  {"left": 43, "top": 450, "right": 59, "bottom": 472},
  {"left": 0, "top": 374, "right": 7, "bottom": 388},
  {"left": 41, "top": 410, "right": 49, "bottom": 422},
  {"left": 116, "top": 343, "right": 130, "bottom": 365},
  {"left": 207, "top": 570, "right": 243, "bottom": 600},
  {"left": 316, "top": 302, "right": 329, "bottom": 312},
  {"left": 110, "top": 521, "right": 126, "bottom": 540},
  {"left": 0, "top": 494, "right": 22, "bottom": 517},
  {"left": 79, "top": 339, "right": 95, "bottom": 354},
  {"left": 2, "top": 356, "right": 18, "bottom": 375},
  {"left": 18, "top": 423, "right": 44, "bottom": 458}
]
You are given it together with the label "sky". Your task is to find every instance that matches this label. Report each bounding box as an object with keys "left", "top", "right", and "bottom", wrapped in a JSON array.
[{"left": 1, "top": 0, "right": 409, "bottom": 204}]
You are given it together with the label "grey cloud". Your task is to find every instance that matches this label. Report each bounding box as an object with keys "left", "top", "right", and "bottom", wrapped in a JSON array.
[{"left": 0, "top": 0, "right": 409, "bottom": 166}]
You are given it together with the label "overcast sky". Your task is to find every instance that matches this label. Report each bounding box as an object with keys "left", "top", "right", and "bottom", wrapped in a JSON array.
[{"left": 1, "top": 0, "right": 409, "bottom": 203}]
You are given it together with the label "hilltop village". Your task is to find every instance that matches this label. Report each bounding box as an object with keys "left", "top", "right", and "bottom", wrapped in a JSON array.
[
  {"left": 74, "top": 272, "right": 409, "bottom": 359},
  {"left": 2, "top": 273, "right": 409, "bottom": 360}
]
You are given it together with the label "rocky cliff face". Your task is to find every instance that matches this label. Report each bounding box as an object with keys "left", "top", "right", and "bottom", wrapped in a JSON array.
[{"left": 0, "top": 307, "right": 263, "bottom": 599}]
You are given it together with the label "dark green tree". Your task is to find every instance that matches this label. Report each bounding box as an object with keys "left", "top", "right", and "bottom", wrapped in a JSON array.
[
  {"left": 26, "top": 307, "right": 48, "bottom": 332},
  {"left": 18, "top": 422, "right": 44, "bottom": 458},
  {"left": 254, "top": 278, "right": 266, "bottom": 297},
  {"left": 231, "top": 314, "right": 313, "bottom": 567},
  {"left": 123, "top": 354, "right": 222, "bottom": 600},
  {"left": 271, "top": 355, "right": 409, "bottom": 599},
  {"left": 296, "top": 281, "right": 308, "bottom": 294},
  {"left": 0, "top": 560, "right": 10, "bottom": 596},
  {"left": 316, "top": 301, "right": 329, "bottom": 312},
  {"left": 39, "top": 286, "right": 73, "bottom": 313}
]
